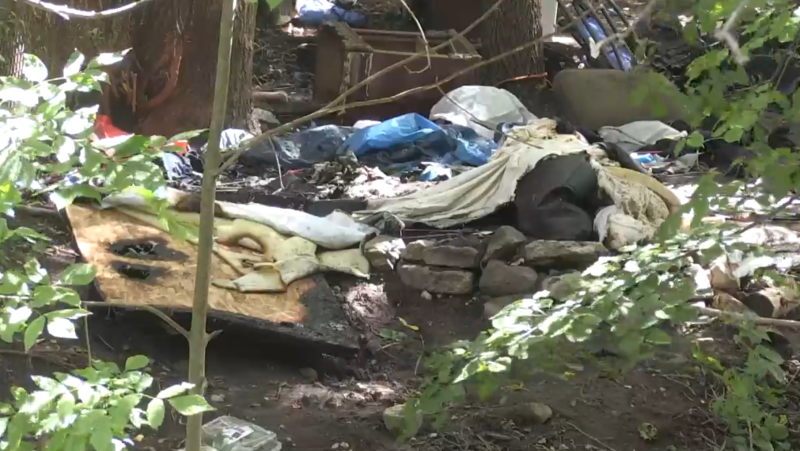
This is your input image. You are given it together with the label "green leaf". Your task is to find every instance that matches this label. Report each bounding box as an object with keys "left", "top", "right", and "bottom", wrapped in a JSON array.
[
  {"left": 63, "top": 51, "right": 86, "bottom": 77},
  {"left": 46, "top": 317, "right": 78, "bottom": 339},
  {"left": 167, "top": 395, "right": 214, "bottom": 416},
  {"left": 644, "top": 328, "right": 672, "bottom": 345},
  {"left": 89, "top": 418, "right": 114, "bottom": 451},
  {"left": 22, "top": 54, "right": 48, "bottom": 83},
  {"left": 146, "top": 399, "right": 165, "bottom": 428},
  {"left": 156, "top": 382, "right": 194, "bottom": 399},
  {"left": 57, "top": 263, "right": 96, "bottom": 286},
  {"left": 264, "top": 0, "right": 286, "bottom": 9},
  {"left": 686, "top": 131, "right": 705, "bottom": 148},
  {"left": 0, "top": 417, "right": 7, "bottom": 438},
  {"left": 57, "top": 393, "right": 75, "bottom": 419},
  {"left": 125, "top": 355, "right": 149, "bottom": 372}
]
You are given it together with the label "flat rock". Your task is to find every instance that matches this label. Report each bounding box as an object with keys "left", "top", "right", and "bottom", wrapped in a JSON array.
[
  {"left": 365, "top": 236, "right": 406, "bottom": 271},
  {"left": 402, "top": 239, "right": 434, "bottom": 262},
  {"left": 553, "top": 69, "right": 689, "bottom": 130},
  {"left": 479, "top": 260, "right": 538, "bottom": 297},
  {"left": 398, "top": 264, "right": 475, "bottom": 294},
  {"left": 520, "top": 240, "right": 606, "bottom": 268},
  {"left": 423, "top": 245, "right": 482, "bottom": 269},
  {"left": 483, "top": 226, "right": 527, "bottom": 264}
]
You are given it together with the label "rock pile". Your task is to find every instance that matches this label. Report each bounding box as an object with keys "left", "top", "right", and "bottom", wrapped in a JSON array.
[{"left": 366, "top": 226, "right": 609, "bottom": 311}]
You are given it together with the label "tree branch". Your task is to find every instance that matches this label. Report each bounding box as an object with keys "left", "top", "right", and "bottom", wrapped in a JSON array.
[
  {"left": 714, "top": 0, "right": 752, "bottom": 64},
  {"left": 13, "top": 0, "right": 157, "bottom": 20},
  {"left": 697, "top": 306, "right": 800, "bottom": 329},
  {"left": 82, "top": 301, "right": 190, "bottom": 340}
]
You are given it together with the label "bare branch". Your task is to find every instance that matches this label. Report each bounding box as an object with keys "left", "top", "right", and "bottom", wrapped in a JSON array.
[
  {"left": 13, "top": 0, "right": 157, "bottom": 20},
  {"left": 714, "top": 0, "right": 751, "bottom": 64},
  {"left": 82, "top": 301, "right": 190, "bottom": 340},
  {"left": 697, "top": 306, "right": 800, "bottom": 329},
  {"left": 396, "top": 0, "right": 431, "bottom": 74}
]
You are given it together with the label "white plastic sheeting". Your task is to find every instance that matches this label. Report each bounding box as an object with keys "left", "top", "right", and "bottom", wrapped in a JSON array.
[
  {"left": 598, "top": 120, "right": 687, "bottom": 153},
  {"left": 430, "top": 86, "right": 537, "bottom": 140}
]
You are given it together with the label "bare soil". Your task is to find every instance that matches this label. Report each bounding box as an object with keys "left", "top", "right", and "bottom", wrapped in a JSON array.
[{"left": 0, "top": 207, "right": 773, "bottom": 451}]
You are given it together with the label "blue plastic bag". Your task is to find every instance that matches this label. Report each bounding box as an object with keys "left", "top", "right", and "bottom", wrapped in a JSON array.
[{"left": 345, "top": 113, "right": 444, "bottom": 156}]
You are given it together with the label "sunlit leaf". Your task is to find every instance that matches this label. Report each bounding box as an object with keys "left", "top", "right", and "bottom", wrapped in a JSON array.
[
  {"left": 167, "top": 395, "right": 214, "bottom": 416},
  {"left": 125, "top": 355, "right": 150, "bottom": 372},
  {"left": 156, "top": 383, "right": 194, "bottom": 399},
  {"left": 146, "top": 399, "right": 165, "bottom": 429},
  {"left": 46, "top": 317, "right": 77, "bottom": 339},
  {"left": 63, "top": 51, "right": 86, "bottom": 77},
  {"left": 57, "top": 263, "right": 96, "bottom": 286},
  {"left": 22, "top": 54, "right": 48, "bottom": 83}
]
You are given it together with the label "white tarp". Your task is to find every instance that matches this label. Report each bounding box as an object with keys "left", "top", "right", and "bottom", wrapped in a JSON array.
[
  {"left": 354, "top": 119, "right": 593, "bottom": 228},
  {"left": 599, "top": 120, "right": 687, "bottom": 153},
  {"left": 430, "top": 86, "right": 537, "bottom": 140}
]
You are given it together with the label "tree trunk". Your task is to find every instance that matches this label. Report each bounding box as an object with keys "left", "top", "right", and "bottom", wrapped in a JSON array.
[
  {"left": 14, "top": 0, "right": 256, "bottom": 136},
  {"left": 131, "top": 0, "right": 257, "bottom": 136},
  {"left": 480, "top": 0, "right": 544, "bottom": 104}
]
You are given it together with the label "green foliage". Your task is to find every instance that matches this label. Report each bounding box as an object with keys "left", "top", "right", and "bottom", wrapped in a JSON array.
[
  {"left": 407, "top": 2, "right": 800, "bottom": 450},
  {"left": 0, "top": 51, "right": 210, "bottom": 451}
]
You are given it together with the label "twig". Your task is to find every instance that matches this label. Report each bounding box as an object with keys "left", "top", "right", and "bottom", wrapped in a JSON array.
[
  {"left": 738, "top": 196, "right": 798, "bottom": 234},
  {"left": 82, "top": 301, "right": 190, "bottom": 340},
  {"left": 697, "top": 306, "right": 800, "bottom": 329},
  {"left": 83, "top": 316, "right": 92, "bottom": 367},
  {"left": 269, "top": 138, "right": 284, "bottom": 190},
  {"left": 13, "top": 0, "right": 158, "bottom": 20},
  {"left": 216, "top": 0, "right": 512, "bottom": 174},
  {"left": 714, "top": 0, "right": 752, "bottom": 64},
  {"left": 396, "top": 0, "right": 431, "bottom": 74},
  {"left": 566, "top": 421, "right": 618, "bottom": 451}
]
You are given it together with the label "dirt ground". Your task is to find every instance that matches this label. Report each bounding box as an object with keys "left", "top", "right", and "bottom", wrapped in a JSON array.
[{"left": 0, "top": 207, "right": 782, "bottom": 451}]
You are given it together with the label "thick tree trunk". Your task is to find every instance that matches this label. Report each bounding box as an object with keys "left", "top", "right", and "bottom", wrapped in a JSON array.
[
  {"left": 480, "top": 0, "right": 544, "bottom": 104},
  {"left": 132, "top": 0, "right": 256, "bottom": 136},
  {"left": 13, "top": 0, "right": 255, "bottom": 137}
]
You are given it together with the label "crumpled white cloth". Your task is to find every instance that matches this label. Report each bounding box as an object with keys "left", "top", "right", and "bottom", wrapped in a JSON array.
[{"left": 355, "top": 118, "right": 593, "bottom": 228}]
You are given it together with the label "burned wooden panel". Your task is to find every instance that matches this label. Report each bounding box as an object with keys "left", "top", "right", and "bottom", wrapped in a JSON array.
[
  {"left": 66, "top": 204, "right": 310, "bottom": 324},
  {"left": 314, "top": 23, "right": 482, "bottom": 121}
]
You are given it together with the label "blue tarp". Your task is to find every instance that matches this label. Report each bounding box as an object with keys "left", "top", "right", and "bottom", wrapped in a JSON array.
[{"left": 344, "top": 113, "right": 498, "bottom": 172}]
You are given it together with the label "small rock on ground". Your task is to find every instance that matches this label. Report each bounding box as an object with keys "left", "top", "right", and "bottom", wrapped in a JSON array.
[
  {"left": 479, "top": 260, "right": 538, "bottom": 297},
  {"left": 300, "top": 367, "right": 319, "bottom": 381},
  {"left": 506, "top": 402, "right": 553, "bottom": 425}
]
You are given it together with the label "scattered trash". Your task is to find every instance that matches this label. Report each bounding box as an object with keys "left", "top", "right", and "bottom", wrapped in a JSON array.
[{"left": 202, "top": 416, "right": 282, "bottom": 451}]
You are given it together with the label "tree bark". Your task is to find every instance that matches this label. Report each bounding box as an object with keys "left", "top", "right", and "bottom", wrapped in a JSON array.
[
  {"left": 131, "top": 0, "right": 256, "bottom": 136},
  {"left": 480, "top": 0, "right": 544, "bottom": 104}
]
